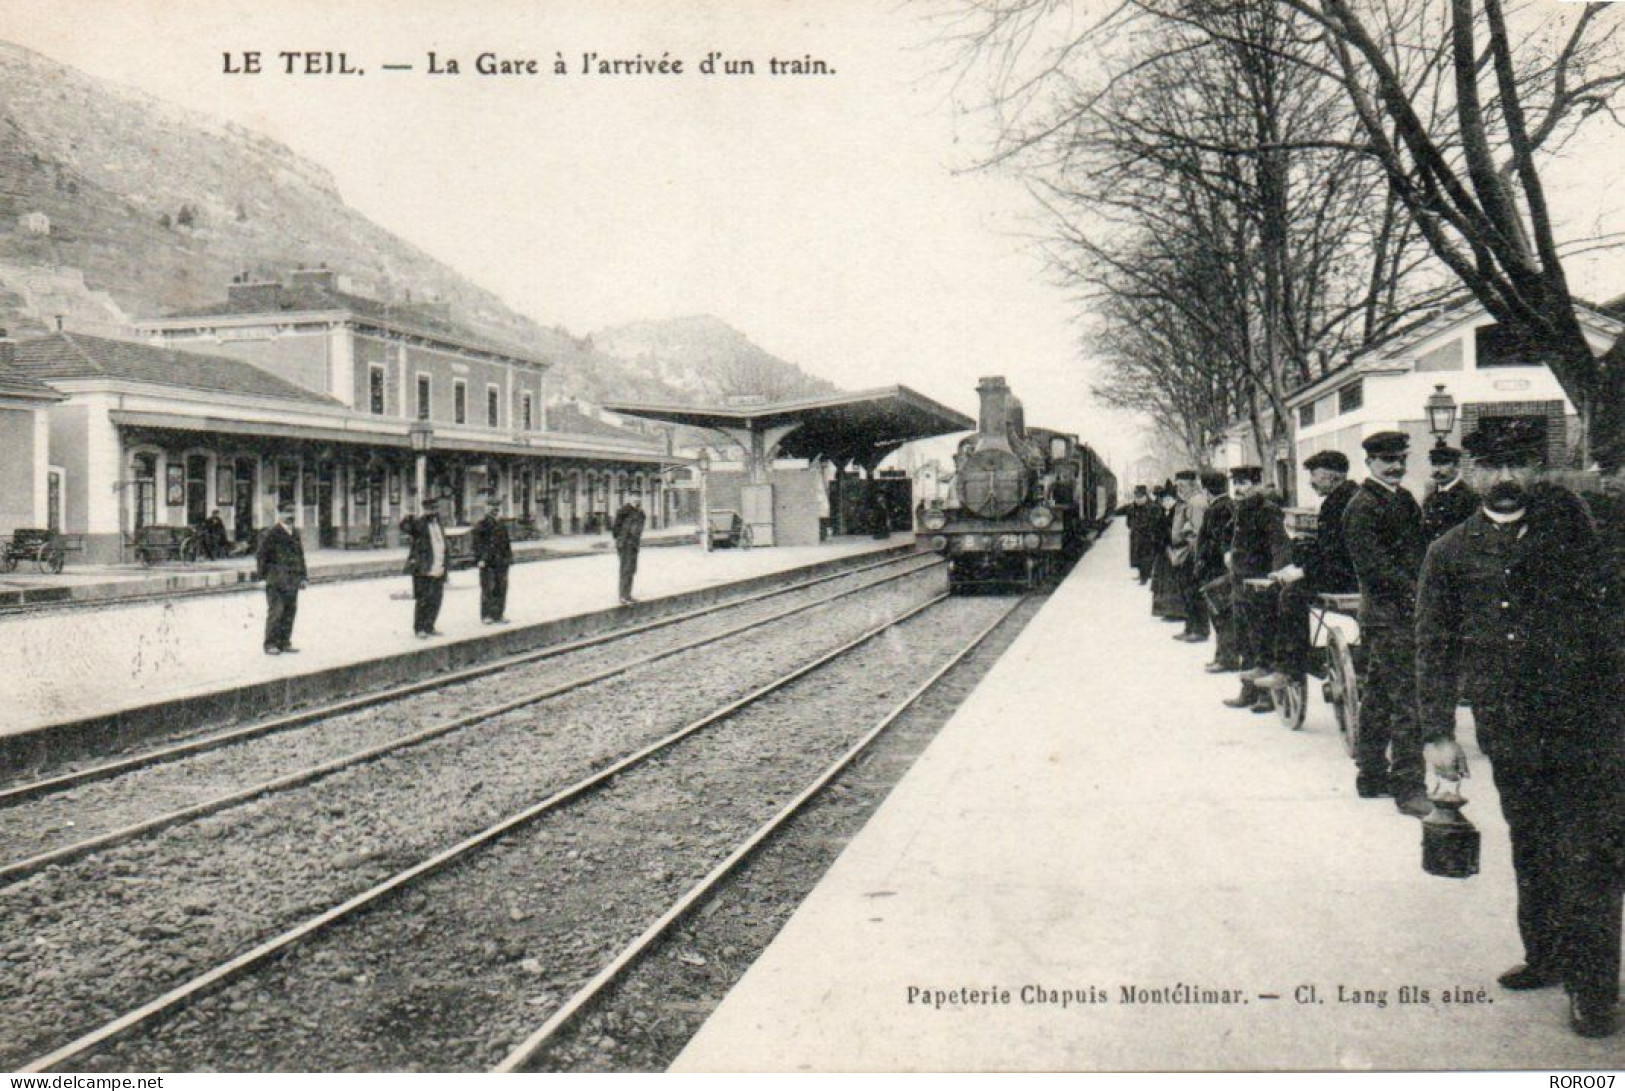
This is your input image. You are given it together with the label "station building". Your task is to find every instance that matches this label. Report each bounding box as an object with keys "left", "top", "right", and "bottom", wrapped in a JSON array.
[
  {"left": 1285, "top": 297, "right": 1618, "bottom": 501},
  {"left": 4, "top": 270, "right": 682, "bottom": 562},
  {"left": 0, "top": 333, "right": 65, "bottom": 536}
]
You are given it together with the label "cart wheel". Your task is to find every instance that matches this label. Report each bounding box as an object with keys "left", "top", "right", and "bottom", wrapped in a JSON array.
[
  {"left": 180, "top": 538, "right": 200, "bottom": 563},
  {"left": 39, "top": 546, "right": 63, "bottom": 575},
  {"left": 1273, "top": 675, "right": 1307, "bottom": 731},
  {"left": 1327, "top": 627, "right": 1362, "bottom": 757},
  {"left": 740, "top": 525, "right": 753, "bottom": 550}
]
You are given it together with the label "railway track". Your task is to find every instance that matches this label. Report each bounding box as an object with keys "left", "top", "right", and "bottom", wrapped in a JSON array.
[
  {"left": 0, "top": 553, "right": 944, "bottom": 880},
  {"left": 17, "top": 592, "right": 1024, "bottom": 1072}
]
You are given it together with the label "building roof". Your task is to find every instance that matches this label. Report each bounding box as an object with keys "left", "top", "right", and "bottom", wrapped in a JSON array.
[
  {"left": 11, "top": 332, "right": 341, "bottom": 406},
  {"left": 546, "top": 403, "right": 662, "bottom": 448},
  {"left": 603, "top": 386, "right": 975, "bottom": 465},
  {"left": 159, "top": 283, "right": 545, "bottom": 367},
  {"left": 0, "top": 356, "right": 65, "bottom": 402}
]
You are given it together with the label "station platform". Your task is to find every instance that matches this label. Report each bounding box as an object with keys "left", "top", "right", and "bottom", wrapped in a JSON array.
[
  {"left": 1, "top": 534, "right": 914, "bottom": 757},
  {"left": 0, "top": 525, "right": 698, "bottom": 612},
  {"left": 674, "top": 525, "right": 1622, "bottom": 1072}
]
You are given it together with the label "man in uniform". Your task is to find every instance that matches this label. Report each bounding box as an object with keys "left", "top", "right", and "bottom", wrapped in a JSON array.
[
  {"left": 402, "top": 508, "right": 448, "bottom": 638},
  {"left": 1193, "top": 469, "right": 1236, "bottom": 669},
  {"left": 1417, "top": 424, "right": 1623, "bottom": 1038},
  {"left": 1125, "top": 485, "right": 1157, "bottom": 583},
  {"left": 1171, "top": 470, "right": 1210, "bottom": 642},
  {"left": 1422, "top": 444, "right": 1478, "bottom": 541},
  {"left": 612, "top": 493, "right": 646, "bottom": 605},
  {"left": 471, "top": 507, "right": 514, "bottom": 625},
  {"left": 1256, "top": 449, "right": 1359, "bottom": 688},
  {"left": 1343, "top": 431, "right": 1429, "bottom": 815},
  {"left": 254, "top": 509, "right": 306, "bottom": 655},
  {"left": 1224, "top": 465, "right": 1290, "bottom": 712}
]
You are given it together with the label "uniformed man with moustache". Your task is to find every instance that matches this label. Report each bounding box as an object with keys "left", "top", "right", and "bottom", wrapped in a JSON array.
[
  {"left": 1422, "top": 444, "right": 1478, "bottom": 541},
  {"left": 1255, "top": 449, "right": 1359, "bottom": 688},
  {"left": 1224, "top": 465, "right": 1291, "bottom": 712},
  {"left": 1416, "top": 423, "right": 1624, "bottom": 1039},
  {"left": 1342, "top": 430, "right": 1429, "bottom": 815}
]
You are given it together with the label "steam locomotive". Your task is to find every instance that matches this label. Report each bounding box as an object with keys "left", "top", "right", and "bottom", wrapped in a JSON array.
[{"left": 919, "top": 376, "right": 1116, "bottom": 590}]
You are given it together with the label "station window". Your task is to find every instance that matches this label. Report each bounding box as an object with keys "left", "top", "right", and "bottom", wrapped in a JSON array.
[
  {"left": 416, "top": 375, "right": 432, "bottom": 421},
  {"left": 487, "top": 385, "right": 500, "bottom": 428},
  {"left": 454, "top": 380, "right": 468, "bottom": 425},
  {"left": 521, "top": 392, "right": 534, "bottom": 431},
  {"left": 1298, "top": 402, "right": 1316, "bottom": 428},
  {"left": 369, "top": 365, "right": 386, "bottom": 415},
  {"left": 1338, "top": 379, "right": 1363, "bottom": 414}
]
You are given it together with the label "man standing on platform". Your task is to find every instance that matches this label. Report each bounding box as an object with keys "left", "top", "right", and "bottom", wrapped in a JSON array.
[
  {"left": 255, "top": 509, "right": 306, "bottom": 656},
  {"left": 1416, "top": 424, "right": 1623, "bottom": 1038},
  {"left": 1193, "top": 470, "right": 1237, "bottom": 671},
  {"left": 402, "top": 508, "right": 448, "bottom": 638},
  {"left": 1224, "top": 465, "right": 1290, "bottom": 713},
  {"left": 1125, "top": 485, "right": 1156, "bottom": 583},
  {"left": 1256, "top": 450, "right": 1358, "bottom": 688},
  {"left": 612, "top": 493, "right": 646, "bottom": 606},
  {"left": 471, "top": 507, "right": 513, "bottom": 625},
  {"left": 1171, "top": 470, "right": 1210, "bottom": 642},
  {"left": 1422, "top": 444, "right": 1478, "bottom": 541},
  {"left": 1343, "top": 431, "right": 1429, "bottom": 815}
]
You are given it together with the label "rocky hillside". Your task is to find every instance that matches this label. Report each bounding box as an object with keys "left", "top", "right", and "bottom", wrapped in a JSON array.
[
  {"left": 0, "top": 40, "right": 831, "bottom": 404},
  {"left": 591, "top": 316, "right": 837, "bottom": 402}
]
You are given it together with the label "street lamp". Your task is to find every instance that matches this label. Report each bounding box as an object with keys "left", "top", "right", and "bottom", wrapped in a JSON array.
[
  {"left": 408, "top": 422, "right": 434, "bottom": 516},
  {"left": 1425, "top": 384, "right": 1458, "bottom": 448}
]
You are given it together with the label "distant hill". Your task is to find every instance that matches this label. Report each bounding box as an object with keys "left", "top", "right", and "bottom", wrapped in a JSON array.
[
  {"left": 590, "top": 315, "right": 838, "bottom": 402},
  {"left": 0, "top": 40, "right": 833, "bottom": 404}
]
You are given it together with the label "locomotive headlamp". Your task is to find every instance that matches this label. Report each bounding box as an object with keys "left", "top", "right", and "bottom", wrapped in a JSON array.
[
  {"left": 922, "top": 509, "right": 948, "bottom": 531},
  {"left": 1023, "top": 533, "right": 1042, "bottom": 550},
  {"left": 1027, "top": 506, "right": 1054, "bottom": 529},
  {"left": 930, "top": 535, "right": 948, "bottom": 552}
]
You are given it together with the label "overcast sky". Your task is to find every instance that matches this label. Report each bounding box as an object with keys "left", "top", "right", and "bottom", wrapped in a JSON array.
[{"left": 5, "top": 0, "right": 1625, "bottom": 477}]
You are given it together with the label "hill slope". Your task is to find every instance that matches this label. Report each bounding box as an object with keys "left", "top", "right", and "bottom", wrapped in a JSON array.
[{"left": 0, "top": 40, "right": 831, "bottom": 404}]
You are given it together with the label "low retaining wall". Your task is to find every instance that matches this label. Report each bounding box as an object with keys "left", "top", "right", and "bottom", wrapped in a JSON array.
[{"left": 2, "top": 544, "right": 914, "bottom": 773}]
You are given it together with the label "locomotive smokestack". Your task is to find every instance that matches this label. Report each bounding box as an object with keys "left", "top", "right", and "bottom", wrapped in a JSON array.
[{"left": 977, "top": 376, "right": 1013, "bottom": 437}]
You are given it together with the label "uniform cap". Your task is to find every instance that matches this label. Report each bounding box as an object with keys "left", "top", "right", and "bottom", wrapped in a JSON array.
[
  {"left": 1199, "top": 469, "right": 1228, "bottom": 492},
  {"left": 1361, "top": 431, "right": 1410, "bottom": 457},
  {"left": 1174, "top": 469, "right": 1197, "bottom": 481},
  {"left": 1303, "top": 450, "right": 1349, "bottom": 473},
  {"left": 1427, "top": 444, "right": 1463, "bottom": 466},
  {"left": 1463, "top": 422, "right": 1544, "bottom": 467},
  {"left": 1228, "top": 465, "right": 1263, "bottom": 483}
]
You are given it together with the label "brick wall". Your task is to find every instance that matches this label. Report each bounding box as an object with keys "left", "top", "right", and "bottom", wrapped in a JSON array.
[{"left": 1459, "top": 400, "right": 1567, "bottom": 467}]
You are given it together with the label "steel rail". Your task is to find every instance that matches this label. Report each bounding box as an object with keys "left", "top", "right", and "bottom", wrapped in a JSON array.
[
  {"left": 1, "top": 550, "right": 937, "bottom": 807},
  {"left": 0, "top": 558, "right": 943, "bottom": 884},
  {"left": 494, "top": 595, "right": 1025, "bottom": 1072},
  {"left": 17, "top": 592, "right": 951, "bottom": 1074}
]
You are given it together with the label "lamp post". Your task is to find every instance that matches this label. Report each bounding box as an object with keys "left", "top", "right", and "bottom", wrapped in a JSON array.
[
  {"left": 408, "top": 422, "right": 434, "bottom": 516},
  {"left": 1425, "top": 384, "right": 1458, "bottom": 448}
]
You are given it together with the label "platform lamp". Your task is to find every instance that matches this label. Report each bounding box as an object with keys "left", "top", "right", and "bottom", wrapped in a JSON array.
[
  {"left": 1425, "top": 384, "right": 1458, "bottom": 449},
  {"left": 408, "top": 422, "right": 434, "bottom": 516}
]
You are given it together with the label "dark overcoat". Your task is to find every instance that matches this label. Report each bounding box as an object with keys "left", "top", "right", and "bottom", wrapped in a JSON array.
[
  {"left": 471, "top": 514, "right": 513, "bottom": 569},
  {"left": 1194, "top": 494, "right": 1234, "bottom": 584},
  {"left": 1342, "top": 479, "right": 1425, "bottom": 630},
  {"left": 612, "top": 504, "right": 646, "bottom": 550},
  {"left": 400, "top": 515, "right": 446, "bottom": 578},
  {"left": 1422, "top": 480, "right": 1480, "bottom": 542},
  {"left": 1303, "top": 478, "right": 1359, "bottom": 593},
  {"left": 1416, "top": 484, "right": 1622, "bottom": 751},
  {"left": 1229, "top": 492, "right": 1291, "bottom": 578},
  {"left": 254, "top": 523, "right": 306, "bottom": 592}
]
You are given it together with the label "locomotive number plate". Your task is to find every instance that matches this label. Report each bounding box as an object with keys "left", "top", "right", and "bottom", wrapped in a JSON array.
[{"left": 998, "top": 534, "right": 1023, "bottom": 551}]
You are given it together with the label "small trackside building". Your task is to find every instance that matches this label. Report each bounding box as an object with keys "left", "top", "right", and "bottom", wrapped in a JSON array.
[
  {"left": 1285, "top": 297, "right": 1619, "bottom": 501},
  {"left": 0, "top": 331, "right": 66, "bottom": 536}
]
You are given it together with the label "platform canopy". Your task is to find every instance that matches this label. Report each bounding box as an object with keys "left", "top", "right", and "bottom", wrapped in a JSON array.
[{"left": 602, "top": 385, "right": 974, "bottom": 470}]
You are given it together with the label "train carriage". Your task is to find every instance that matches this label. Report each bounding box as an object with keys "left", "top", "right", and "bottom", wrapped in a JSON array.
[{"left": 921, "top": 376, "right": 1115, "bottom": 591}]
